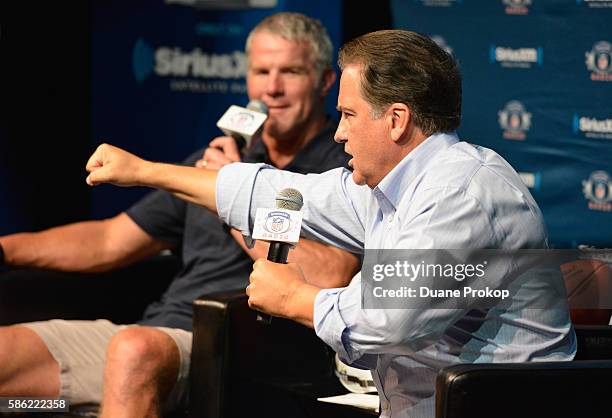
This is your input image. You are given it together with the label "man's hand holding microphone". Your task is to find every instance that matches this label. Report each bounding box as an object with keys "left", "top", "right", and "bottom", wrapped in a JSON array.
[
  {"left": 195, "top": 136, "right": 241, "bottom": 170},
  {"left": 247, "top": 258, "right": 319, "bottom": 327},
  {"left": 196, "top": 99, "right": 268, "bottom": 170}
]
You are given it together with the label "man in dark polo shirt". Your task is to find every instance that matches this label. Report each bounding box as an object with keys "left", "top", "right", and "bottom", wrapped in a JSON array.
[
  {"left": 0, "top": 12, "right": 358, "bottom": 418},
  {"left": 132, "top": 117, "right": 351, "bottom": 331}
]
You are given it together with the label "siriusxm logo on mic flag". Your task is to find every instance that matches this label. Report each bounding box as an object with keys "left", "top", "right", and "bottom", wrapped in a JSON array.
[{"left": 252, "top": 208, "right": 303, "bottom": 244}]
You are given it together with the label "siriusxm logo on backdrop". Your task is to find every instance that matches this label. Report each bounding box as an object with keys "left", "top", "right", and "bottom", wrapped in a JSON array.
[
  {"left": 576, "top": 0, "right": 612, "bottom": 8},
  {"left": 502, "top": 0, "right": 531, "bottom": 15},
  {"left": 585, "top": 41, "right": 612, "bottom": 81},
  {"left": 573, "top": 114, "right": 612, "bottom": 139},
  {"left": 582, "top": 171, "right": 612, "bottom": 212},
  {"left": 498, "top": 101, "right": 532, "bottom": 140},
  {"left": 133, "top": 38, "right": 247, "bottom": 82},
  {"left": 518, "top": 171, "right": 541, "bottom": 191},
  {"left": 132, "top": 38, "right": 247, "bottom": 93},
  {"left": 430, "top": 35, "right": 454, "bottom": 56},
  {"left": 155, "top": 47, "right": 246, "bottom": 78},
  {"left": 490, "top": 45, "right": 543, "bottom": 68}
]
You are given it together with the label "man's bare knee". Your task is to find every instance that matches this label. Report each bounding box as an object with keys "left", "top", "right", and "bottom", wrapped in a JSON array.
[
  {"left": 0, "top": 325, "right": 60, "bottom": 396},
  {"left": 105, "top": 327, "right": 179, "bottom": 395}
]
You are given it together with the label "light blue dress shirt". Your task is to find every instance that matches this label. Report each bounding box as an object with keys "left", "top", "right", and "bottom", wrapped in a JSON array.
[{"left": 216, "top": 132, "right": 576, "bottom": 418}]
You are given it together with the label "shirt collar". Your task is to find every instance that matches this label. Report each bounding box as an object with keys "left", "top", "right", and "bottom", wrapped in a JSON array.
[
  {"left": 374, "top": 132, "right": 459, "bottom": 211},
  {"left": 242, "top": 117, "right": 337, "bottom": 168}
]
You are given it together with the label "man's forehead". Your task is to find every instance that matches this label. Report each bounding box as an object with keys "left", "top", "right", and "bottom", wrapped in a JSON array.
[
  {"left": 341, "top": 63, "right": 364, "bottom": 77},
  {"left": 337, "top": 67, "right": 374, "bottom": 113},
  {"left": 339, "top": 66, "right": 362, "bottom": 93},
  {"left": 248, "top": 37, "right": 313, "bottom": 67},
  {"left": 250, "top": 31, "right": 311, "bottom": 52}
]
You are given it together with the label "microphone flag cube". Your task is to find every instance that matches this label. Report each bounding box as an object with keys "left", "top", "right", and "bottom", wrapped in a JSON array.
[
  {"left": 216, "top": 105, "right": 268, "bottom": 146},
  {"left": 252, "top": 208, "right": 303, "bottom": 245}
]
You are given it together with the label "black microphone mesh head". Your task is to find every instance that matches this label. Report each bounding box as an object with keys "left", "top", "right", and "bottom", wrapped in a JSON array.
[
  {"left": 276, "top": 188, "right": 303, "bottom": 211},
  {"left": 247, "top": 99, "right": 269, "bottom": 115}
]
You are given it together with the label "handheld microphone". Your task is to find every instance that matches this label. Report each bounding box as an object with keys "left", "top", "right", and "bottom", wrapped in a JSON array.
[
  {"left": 216, "top": 99, "right": 268, "bottom": 152},
  {"left": 254, "top": 188, "right": 304, "bottom": 324}
]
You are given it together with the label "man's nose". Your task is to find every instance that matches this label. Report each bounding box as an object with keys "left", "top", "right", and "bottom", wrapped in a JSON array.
[
  {"left": 334, "top": 121, "right": 347, "bottom": 143},
  {"left": 265, "top": 72, "right": 283, "bottom": 96}
]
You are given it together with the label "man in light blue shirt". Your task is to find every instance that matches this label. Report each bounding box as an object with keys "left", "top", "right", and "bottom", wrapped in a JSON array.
[{"left": 86, "top": 29, "right": 576, "bottom": 418}]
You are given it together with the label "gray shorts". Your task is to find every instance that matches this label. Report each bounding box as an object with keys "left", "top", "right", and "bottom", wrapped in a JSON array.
[{"left": 21, "top": 319, "right": 192, "bottom": 411}]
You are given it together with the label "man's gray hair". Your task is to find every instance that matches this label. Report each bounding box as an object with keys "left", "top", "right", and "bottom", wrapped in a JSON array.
[{"left": 245, "top": 12, "right": 334, "bottom": 74}]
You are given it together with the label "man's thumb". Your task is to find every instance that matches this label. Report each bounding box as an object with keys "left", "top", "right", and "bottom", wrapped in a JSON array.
[{"left": 85, "top": 168, "right": 106, "bottom": 186}]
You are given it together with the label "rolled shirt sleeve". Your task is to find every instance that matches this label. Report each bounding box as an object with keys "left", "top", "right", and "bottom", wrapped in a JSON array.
[
  {"left": 314, "top": 271, "right": 468, "bottom": 368},
  {"left": 216, "top": 162, "right": 368, "bottom": 254}
]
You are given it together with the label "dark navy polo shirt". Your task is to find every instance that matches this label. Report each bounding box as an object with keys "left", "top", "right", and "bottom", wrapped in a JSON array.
[{"left": 127, "top": 118, "right": 349, "bottom": 330}]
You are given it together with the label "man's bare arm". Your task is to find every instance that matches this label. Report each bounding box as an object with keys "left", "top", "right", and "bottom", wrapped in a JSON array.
[
  {"left": 229, "top": 228, "right": 358, "bottom": 288},
  {"left": 86, "top": 144, "right": 218, "bottom": 213},
  {"left": 0, "top": 213, "right": 168, "bottom": 273}
]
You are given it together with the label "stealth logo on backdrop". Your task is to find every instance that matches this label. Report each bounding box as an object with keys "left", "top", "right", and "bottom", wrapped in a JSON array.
[
  {"left": 502, "top": 0, "right": 531, "bottom": 15},
  {"left": 490, "top": 45, "right": 543, "bottom": 68},
  {"left": 498, "top": 100, "right": 532, "bottom": 140},
  {"left": 165, "top": 0, "right": 278, "bottom": 9},
  {"left": 585, "top": 41, "right": 612, "bottom": 81},
  {"left": 416, "top": 0, "right": 461, "bottom": 7},
  {"left": 194, "top": 22, "right": 244, "bottom": 37},
  {"left": 582, "top": 171, "right": 612, "bottom": 212}
]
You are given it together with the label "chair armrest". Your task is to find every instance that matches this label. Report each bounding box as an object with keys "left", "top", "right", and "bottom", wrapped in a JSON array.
[
  {"left": 189, "top": 290, "right": 336, "bottom": 418},
  {"left": 435, "top": 360, "right": 612, "bottom": 418},
  {"left": 574, "top": 324, "right": 612, "bottom": 360},
  {"left": 189, "top": 289, "right": 244, "bottom": 418}
]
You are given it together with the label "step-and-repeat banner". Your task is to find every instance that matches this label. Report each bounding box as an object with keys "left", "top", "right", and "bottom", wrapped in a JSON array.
[
  {"left": 391, "top": 0, "right": 611, "bottom": 248},
  {"left": 91, "top": 0, "right": 341, "bottom": 218},
  {"left": 92, "top": 0, "right": 610, "bottom": 248}
]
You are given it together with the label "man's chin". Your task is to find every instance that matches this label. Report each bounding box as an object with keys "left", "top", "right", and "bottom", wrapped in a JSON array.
[
  {"left": 264, "top": 122, "right": 292, "bottom": 141},
  {"left": 351, "top": 171, "right": 367, "bottom": 186}
]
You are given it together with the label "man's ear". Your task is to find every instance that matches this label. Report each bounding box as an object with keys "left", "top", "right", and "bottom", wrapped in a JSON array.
[
  {"left": 319, "top": 68, "right": 337, "bottom": 97},
  {"left": 388, "top": 103, "right": 410, "bottom": 143}
]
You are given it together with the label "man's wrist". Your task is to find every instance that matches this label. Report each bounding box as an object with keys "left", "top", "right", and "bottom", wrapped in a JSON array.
[
  {"left": 286, "top": 281, "right": 319, "bottom": 328},
  {"left": 136, "top": 159, "right": 155, "bottom": 187}
]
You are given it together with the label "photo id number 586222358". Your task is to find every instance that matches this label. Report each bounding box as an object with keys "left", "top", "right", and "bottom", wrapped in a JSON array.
[{"left": 0, "top": 397, "right": 69, "bottom": 412}]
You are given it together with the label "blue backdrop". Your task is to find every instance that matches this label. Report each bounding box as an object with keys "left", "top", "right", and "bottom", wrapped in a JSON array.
[
  {"left": 91, "top": 0, "right": 342, "bottom": 218},
  {"left": 5, "top": 2, "right": 606, "bottom": 249},
  {"left": 391, "top": 0, "right": 611, "bottom": 248},
  {"left": 90, "top": 0, "right": 611, "bottom": 248}
]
